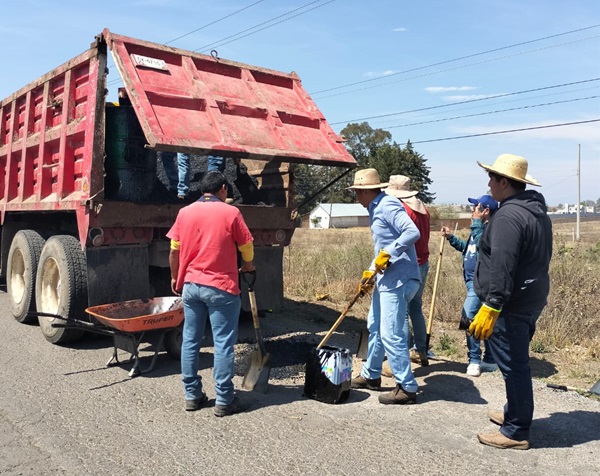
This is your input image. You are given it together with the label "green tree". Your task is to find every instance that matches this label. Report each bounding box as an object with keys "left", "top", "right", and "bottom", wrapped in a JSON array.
[
  {"left": 340, "top": 122, "right": 392, "bottom": 167},
  {"left": 292, "top": 121, "right": 434, "bottom": 214},
  {"left": 342, "top": 123, "right": 435, "bottom": 203}
]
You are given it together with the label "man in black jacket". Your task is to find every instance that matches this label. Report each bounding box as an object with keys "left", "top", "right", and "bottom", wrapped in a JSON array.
[{"left": 470, "top": 153, "right": 552, "bottom": 450}]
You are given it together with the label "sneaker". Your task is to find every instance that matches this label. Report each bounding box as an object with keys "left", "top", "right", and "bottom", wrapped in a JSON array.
[
  {"left": 488, "top": 409, "right": 504, "bottom": 426},
  {"left": 214, "top": 396, "right": 249, "bottom": 417},
  {"left": 184, "top": 392, "right": 208, "bottom": 412},
  {"left": 409, "top": 349, "right": 429, "bottom": 366},
  {"left": 467, "top": 363, "right": 481, "bottom": 377},
  {"left": 480, "top": 362, "right": 499, "bottom": 373},
  {"left": 177, "top": 194, "right": 186, "bottom": 200},
  {"left": 378, "top": 384, "right": 417, "bottom": 405},
  {"left": 351, "top": 375, "right": 382, "bottom": 390},
  {"left": 477, "top": 431, "right": 529, "bottom": 450}
]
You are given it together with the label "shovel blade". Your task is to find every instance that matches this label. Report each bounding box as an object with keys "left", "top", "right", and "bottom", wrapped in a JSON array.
[{"left": 242, "top": 349, "right": 271, "bottom": 393}]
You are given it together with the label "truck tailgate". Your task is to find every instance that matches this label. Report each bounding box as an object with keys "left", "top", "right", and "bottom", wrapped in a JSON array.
[{"left": 104, "top": 29, "right": 356, "bottom": 167}]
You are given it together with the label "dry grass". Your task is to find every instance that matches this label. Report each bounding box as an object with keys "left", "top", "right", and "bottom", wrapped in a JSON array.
[{"left": 284, "top": 219, "right": 600, "bottom": 365}]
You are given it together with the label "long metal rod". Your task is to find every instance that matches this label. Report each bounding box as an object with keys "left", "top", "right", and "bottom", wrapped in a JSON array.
[{"left": 291, "top": 167, "right": 353, "bottom": 218}]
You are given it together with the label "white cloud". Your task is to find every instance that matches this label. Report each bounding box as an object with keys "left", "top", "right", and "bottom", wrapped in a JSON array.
[
  {"left": 392, "top": 27, "right": 407, "bottom": 32},
  {"left": 443, "top": 94, "right": 499, "bottom": 101},
  {"left": 425, "top": 86, "right": 477, "bottom": 93},
  {"left": 363, "top": 70, "right": 396, "bottom": 78}
]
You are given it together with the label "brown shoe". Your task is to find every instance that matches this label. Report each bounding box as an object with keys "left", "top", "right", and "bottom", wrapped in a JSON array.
[
  {"left": 378, "top": 384, "right": 417, "bottom": 405},
  {"left": 477, "top": 431, "right": 529, "bottom": 450},
  {"left": 381, "top": 361, "right": 393, "bottom": 378},
  {"left": 351, "top": 375, "right": 382, "bottom": 390},
  {"left": 410, "top": 349, "right": 429, "bottom": 366},
  {"left": 488, "top": 410, "right": 504, "bottom": 426}
]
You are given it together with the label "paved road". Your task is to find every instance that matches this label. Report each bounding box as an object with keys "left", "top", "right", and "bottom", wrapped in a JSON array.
[{"left": 1, "top": 291, "right": 598, "bottom": 476}]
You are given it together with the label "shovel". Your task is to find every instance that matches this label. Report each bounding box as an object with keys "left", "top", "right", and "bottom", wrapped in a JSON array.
[{"left": 241, "top": 271, "right": 271, "bottom": 393}]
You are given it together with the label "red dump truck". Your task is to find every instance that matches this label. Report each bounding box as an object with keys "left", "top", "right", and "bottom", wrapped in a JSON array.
[{"left": 0, "top": 29, "right": 356, "bottom": 344}]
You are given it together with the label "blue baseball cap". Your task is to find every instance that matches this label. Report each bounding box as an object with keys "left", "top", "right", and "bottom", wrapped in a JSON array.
[{"left": 468, "top": 195, "right": 499, "bottom": 212}]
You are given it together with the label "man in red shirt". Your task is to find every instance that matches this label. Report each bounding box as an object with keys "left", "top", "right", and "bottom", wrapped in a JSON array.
[
  {"left": 386, "top": 175, "right": 431, "bottom": 366},
  {"left": 167, "top": 171, "right": 254, "bottom": 416}
]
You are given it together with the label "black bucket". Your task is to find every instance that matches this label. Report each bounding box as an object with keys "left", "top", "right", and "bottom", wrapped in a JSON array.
[{"left": 304, "top": 345, "right": 352, "bottom": 404}]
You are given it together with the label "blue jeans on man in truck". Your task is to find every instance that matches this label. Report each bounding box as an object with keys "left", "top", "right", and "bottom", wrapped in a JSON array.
[
  {"left": 180, "top": 283, "right": 241, "bottom": 406},
  {"left": 161, "top": 152, "right": 190, "bottom": 198}
]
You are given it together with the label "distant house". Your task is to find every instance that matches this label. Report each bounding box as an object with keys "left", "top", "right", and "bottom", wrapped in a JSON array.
[
  {"left": 309, "top": 203, "right": 369, "bottom": 229},
  {"left": 554, "top": 203, "right": 597, "bottom": 214}
]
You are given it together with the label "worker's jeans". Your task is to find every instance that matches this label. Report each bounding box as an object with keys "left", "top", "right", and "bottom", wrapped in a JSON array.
[
  {"left": 181, "top": 283, "right": 241, "bottom": 406},
  {"left": 487, "top": 308, "right": 542, "bottom": 441},
  {"left": 362, "top": 279, "right": 420, "bottom": 393},
  {"left": 161, "top": 152, "right": 190, "bottom": 197},
  {"left": 464, "top": 280, "right": 495, "bottom": 365},
  {"left": 405, "top": 262, "right": 429, "bottom": 354}
]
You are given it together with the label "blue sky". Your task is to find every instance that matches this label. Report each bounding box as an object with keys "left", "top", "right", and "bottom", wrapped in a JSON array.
[{"left": 2, "top": 0, "right": 599, "bottom": 206}]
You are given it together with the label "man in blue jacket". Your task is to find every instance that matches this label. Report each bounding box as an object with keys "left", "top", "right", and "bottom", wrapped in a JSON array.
[
  {"left": 470, "top": 154, "right": 552, "bottom": 450},
  {"left": 348, "top": 169, "right": 422, "bottom": 405}
]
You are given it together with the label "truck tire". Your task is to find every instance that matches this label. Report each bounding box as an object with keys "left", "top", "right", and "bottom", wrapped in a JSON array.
[
  {"left": 35, "top": 235, "right": 88, "bottom": 344},
  {"left": 7, "top": 230, "right": 45, "bottom": 323}
]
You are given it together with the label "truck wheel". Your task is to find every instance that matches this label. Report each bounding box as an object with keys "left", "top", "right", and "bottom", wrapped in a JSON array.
[
  {"left": 7, "top": 230, "right": 45, "bottom": 323},
  {"left": 35, "top": 235, "right": 88, "bottom": 344},
  {"left": 164, "top": 325, "right": 182, "bottom": 360}
]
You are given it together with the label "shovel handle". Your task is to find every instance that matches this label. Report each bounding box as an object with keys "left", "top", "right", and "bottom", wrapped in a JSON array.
[
  {"left": 241, "top": 270, "right": 256, "bottom": 291},
  {"left": 317, "top": 288, "right": 364, "bottom": 349},
  {"left": 425, "top": 236, "right": 445, "bottom": 348}
]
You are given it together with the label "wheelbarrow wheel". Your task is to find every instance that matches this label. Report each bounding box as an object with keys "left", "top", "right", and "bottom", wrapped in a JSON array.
[
  {"left": 35, "top": 235, "right": 88, "bottom": 344},
  {"left": 7, "top": 230, "right": 45, "bottom": 323},
  {"left": 164, "top": 325, "right": 182, "bottom": 360}
]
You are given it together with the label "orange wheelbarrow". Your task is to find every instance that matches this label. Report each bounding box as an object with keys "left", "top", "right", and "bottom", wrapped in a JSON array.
[{"left": 34, "top": 296, "right": 184, "bottom": 377}]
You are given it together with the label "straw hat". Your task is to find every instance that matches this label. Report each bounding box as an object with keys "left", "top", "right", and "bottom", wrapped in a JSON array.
[
  {"left": 347, "top": 168, "right": 389, "bottom": 189},
  {"left": 385, "top": 175, "right": 419, "bottom": 199},
  {"left": 477, "top": 154, "right": 541, "bottom": 186}
]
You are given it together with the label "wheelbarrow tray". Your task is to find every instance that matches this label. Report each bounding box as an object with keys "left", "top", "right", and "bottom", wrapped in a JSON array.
[{"left": 86, "top": 297, "right": 184, "bottom": 333}]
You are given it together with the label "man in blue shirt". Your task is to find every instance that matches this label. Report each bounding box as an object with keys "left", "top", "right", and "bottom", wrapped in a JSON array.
[{"left": 349, "top": 169, "right": 422, "bottom": 404}]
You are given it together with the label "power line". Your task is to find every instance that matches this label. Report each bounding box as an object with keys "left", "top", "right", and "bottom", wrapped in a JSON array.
[
  {"left": 311, "top": 24, "right": 600, "bottom": 95},
  {"left": 315, "top": 35, "right": 600, "bottom": 100},
  {"left": 330, "top": 77, "right": 600, "bottom": 125},
  {"left": 385, "top": 96, "right": 599, "bottom": 129},
  {"left": 107, "top": 1, "right": 335, "bottom": 86},
  {"left": 369, "top": 85, "right": 600, "bottom": 127},
  {"left": 194, "top": 0, "right": 335, "bottom": 53},
  {"left": 164, "top": 1, "right": 266, "bottom": 45},
  {"left": 408, "top": 119, "right": 600, "bottom": 145}
]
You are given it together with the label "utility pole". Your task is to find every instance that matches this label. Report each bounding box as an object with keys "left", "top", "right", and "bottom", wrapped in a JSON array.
[{"left": 576, "top": 144, "right": 581, "bottom": 241}]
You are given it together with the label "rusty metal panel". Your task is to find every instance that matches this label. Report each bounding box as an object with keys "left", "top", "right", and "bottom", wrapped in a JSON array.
[{"left": 103, "top": 29, "right": 356, "bottom": 168}]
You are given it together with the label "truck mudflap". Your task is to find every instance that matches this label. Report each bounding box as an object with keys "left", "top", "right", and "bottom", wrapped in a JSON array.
[{"left": 103, "top": 29, "right": 356, "bottom": 167}]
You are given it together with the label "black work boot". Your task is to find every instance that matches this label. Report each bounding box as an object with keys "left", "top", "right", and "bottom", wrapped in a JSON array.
[
  {"left": 351, "top": 375, "right": 382, "bottom": 390},
  {"left": 378, "top": 384, "right": 417, "bottom": 405}
]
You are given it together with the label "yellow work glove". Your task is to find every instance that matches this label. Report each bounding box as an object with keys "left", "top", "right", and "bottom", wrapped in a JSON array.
[
  {"left": 374, "top": 250, "right": 391, "bottom": 274},
  {"left": 358, "top": 270, "right": 375, "bottom": 296},
  {"left": 468, "top": 304, "right": 501, "bottom": 340}
]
